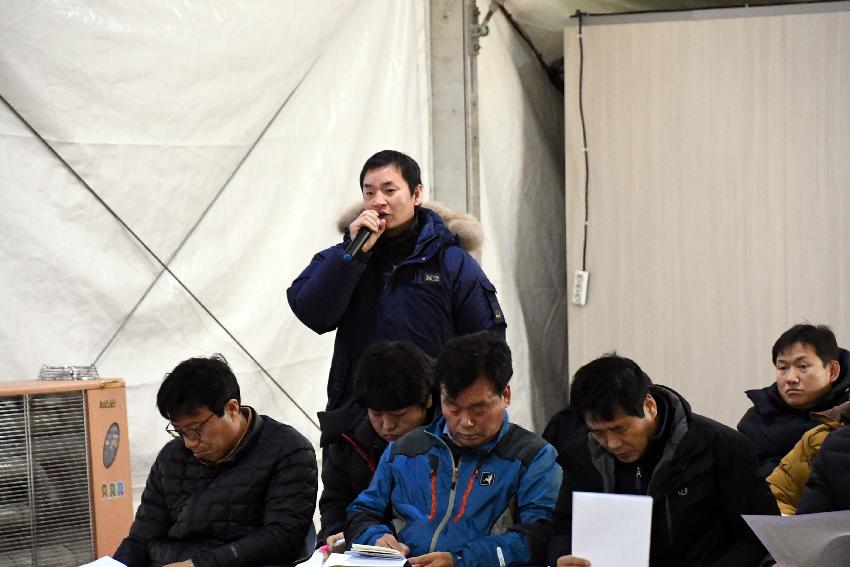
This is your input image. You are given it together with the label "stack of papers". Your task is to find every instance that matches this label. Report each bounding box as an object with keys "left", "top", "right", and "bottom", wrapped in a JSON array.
[
  {"left": 80, "top": 559, "right": 127, "bottom": 567},
  {"left": 325, "top": 550, "right": 408, "bottom": 566},
  {"left": 350, "top": 544, "right": 406, "bottom": 558}
]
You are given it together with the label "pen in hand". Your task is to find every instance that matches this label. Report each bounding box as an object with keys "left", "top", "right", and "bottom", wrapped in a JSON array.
[{"left": 320, "top": 537, "right": 346, "bottom": 560}]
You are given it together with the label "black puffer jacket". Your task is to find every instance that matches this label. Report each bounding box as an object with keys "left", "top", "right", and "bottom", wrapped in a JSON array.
[
  {"left": 317, "top": 402, "right": 386, "bottom": 545},
  {"left": 114, "top": 409, "right": 317, "bottom": 567},
  {"left": 547, "top": 386, "right": 778, "bottom": 567},
  {"left": 737, "top": 348, "right": 850, "bottom": 477},
  {"left": 796, "top": 424, "right": 850, "bottom": 513}
]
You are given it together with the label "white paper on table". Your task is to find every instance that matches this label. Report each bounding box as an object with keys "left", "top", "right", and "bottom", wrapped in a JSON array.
[
  {"left": 743, "top": 510, "right": 850, "bottom": 567},
  {"left": 571, "top": 491, "right": 653, "bottom": 567},
  {"left": 295, "top": 549, "right": 327, "bottom": 566},
  {"left": 325, "top": 551, "right": 409, "bottom": 566},
  {"left": 79, "top": 558, "right": 127, "bottom": 567}
]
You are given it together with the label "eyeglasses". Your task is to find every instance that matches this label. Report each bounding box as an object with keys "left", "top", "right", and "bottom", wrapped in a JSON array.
[{"left": 165, "top": 412, "right": 216, "bottom": 441}]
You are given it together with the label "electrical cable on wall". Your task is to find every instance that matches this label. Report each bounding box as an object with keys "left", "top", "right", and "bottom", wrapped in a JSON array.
[
  {"left": 0, "top": 90, "right": 321, "bottom": 431},
  {"left": 571, "top": 11, "right": 591, "bottom": 306},
  {"left": 578, "top": 11, "right": 590, "bottom": 272}
]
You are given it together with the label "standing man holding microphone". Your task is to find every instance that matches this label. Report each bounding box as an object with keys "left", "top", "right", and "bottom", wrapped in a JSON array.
[{"left": 287, "top": 149, "right": 505, "bottom": 412}]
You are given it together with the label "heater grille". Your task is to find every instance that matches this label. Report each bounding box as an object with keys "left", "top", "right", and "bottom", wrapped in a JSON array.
[{"left": 0, "top": 392, "right": 94, "bottom": 566}]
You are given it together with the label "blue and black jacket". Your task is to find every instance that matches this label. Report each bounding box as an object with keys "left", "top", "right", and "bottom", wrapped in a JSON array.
[
  {"left": 346, "top": 413, "right": 561, "bottom": 567},
  {"left": 287, "top": 206, "right": 506, "bottom": 410}
]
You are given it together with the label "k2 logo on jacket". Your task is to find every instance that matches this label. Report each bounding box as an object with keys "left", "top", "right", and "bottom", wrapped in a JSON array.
[
  {"left": 677, "top": 487, "right": 688, "bottom": 496},
  {"left": 480, "top": 471, "right": 496, "bottom": 486},
  {"left": 423, "top": 272, "right": 441, "bottom": 283}
]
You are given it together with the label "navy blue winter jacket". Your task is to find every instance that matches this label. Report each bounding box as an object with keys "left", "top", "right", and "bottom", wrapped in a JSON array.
[
  {"left": 738, "top": 348, "right": 850, "bottom": 477},
  {"left": 287, "top": 206, "right": 505, "bottom": 410},
  {"left": 345, "top": 413, "right": 561, "bottom": 567}
]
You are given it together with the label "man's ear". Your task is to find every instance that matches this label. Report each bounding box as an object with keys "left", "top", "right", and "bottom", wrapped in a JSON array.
[
  {"left": 425, "top": 394, "right": 433, "bottom": 409},
  {"left": 827, "top": 360, "right": 841, "bottom": 383},
  {"left": 644, "top": 394, "right": 657, "bottom": 419},
  {"left": 224, "top": 398, "right": 240, "bottom": 416},
  {"left": 503, "top": 385, "right": 511, "bottom": 406},
  {"left": 413, "top": 184, "right": 423, "bottom": 206}
]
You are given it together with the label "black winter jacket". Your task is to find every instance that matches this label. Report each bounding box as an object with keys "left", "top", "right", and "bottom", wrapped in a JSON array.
[
  {"left": 542, "top": 406, "right": 586, "bottom": 469},
  {"left": 114, "top": 409, "right": 318, "bottom": 567},
  {"left": 797, "top": 424, "right": 850, "bottom": 513},
  {"left": 737, "top": 348, "right": 850, "bottom": 477},
  {"left": 546, "top": 386, "right": 778, "bottom": 567},
  {"left": 316, "top": 401, "right": 439, "bottom": 544},
  {"left": 316, "top": 402, "right": 386, "bottom": 544}
]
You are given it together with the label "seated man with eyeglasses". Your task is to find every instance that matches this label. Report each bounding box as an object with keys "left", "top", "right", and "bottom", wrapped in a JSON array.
[{"left": 114, "top": 354, "right": 318, "bottom": 567}]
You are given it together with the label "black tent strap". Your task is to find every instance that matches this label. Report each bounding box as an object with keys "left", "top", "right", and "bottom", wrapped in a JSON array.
[{"left": 0, "top": 68, "right": 320, "bottom": 431}]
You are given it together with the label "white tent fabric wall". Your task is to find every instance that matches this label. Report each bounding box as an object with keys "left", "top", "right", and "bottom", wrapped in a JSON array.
[
  {"left": 478, "top": 13, "right": 568, "bottom": 432},
  {"left": 0, "top": 0, "right": 433, "bottom": 497}
]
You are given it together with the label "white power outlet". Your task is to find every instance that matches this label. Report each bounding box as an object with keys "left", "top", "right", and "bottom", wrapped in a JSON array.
[{"left": 572, "top": 270, "right": 589, "bottom": 306}]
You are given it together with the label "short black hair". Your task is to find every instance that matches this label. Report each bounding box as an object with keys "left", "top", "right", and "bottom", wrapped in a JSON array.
[
  {"left": 570, "top": 353, "right": 652, "bottom": 422},
  {"left": 354, "top": 342, "right": 434, "bottom": 411},
  {"left": 156, "top": 354, "right": 240, "bottom": 420},
  {"left": 359, "top": 150, "right": 422, "bottom": 195},
  {"left": 435, "top": 332, "right": 512, "bottom": 399},
  {"left": 772, "top": 323, "right": 839, "bottom": 366}
]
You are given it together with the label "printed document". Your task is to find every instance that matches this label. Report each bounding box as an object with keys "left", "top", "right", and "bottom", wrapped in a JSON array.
[{"left": 572, "top": 491, "right": 652, "bottom": 567}]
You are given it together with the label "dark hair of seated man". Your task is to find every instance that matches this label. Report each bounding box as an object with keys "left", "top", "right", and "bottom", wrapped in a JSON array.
[{"left": 317, "top": 341, "right": 436, "bottom": 551}]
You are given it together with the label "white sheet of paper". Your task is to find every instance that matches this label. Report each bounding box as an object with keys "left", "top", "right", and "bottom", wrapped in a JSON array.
[
  {"left": 295, "top": 549, "right": 327, "bottom": 566},
  {"left": 325, "top": 551, "right": 409, "bottom": 566},
  {"left": 572, "top": 491, "right": 653, "bottom": 567},
  {"left": 79, "top": 558, "right": 127, "bottom": 567},
  {"left": 743, "top": 510, "right": 850, "bottom": 567}
]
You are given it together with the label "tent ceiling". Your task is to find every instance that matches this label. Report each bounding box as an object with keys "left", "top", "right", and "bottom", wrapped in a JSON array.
[{"left": 501, "top": 0, "right": 818, "bottom": 61}]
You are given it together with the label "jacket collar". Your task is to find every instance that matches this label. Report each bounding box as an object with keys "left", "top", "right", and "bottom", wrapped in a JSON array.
[
  {"left": 215, "top": 406, "right": 262, "bottom": 467},
  {"left": 403, "top": 207, "right": 455, "bottom": 263},
  {"left": 811, "top": 399, "right": 850, "bottom": 428},
  {"left": 428, "top": 410, "right": 511, "bottom": 454},
  {"left": 318, "top": 401, "right": 367, "bottom": 447},
  {"left": 586, "top": 386, "right": 693, "bottom": 494},
  {"left": 336, "top": 201, "right": 482, "bottom": 253}
]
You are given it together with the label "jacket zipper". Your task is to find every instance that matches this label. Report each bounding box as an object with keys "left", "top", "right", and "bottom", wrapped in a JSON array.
[
  {"left": 383, "top": 235, "right": 439, "bottom": 290},
  {"left": 665, "top": 497, "right": 674, "bottom": 544},
  {"left": 427, "top": 433, "right": 460, "bottom": 553},
  {"left": 635, "top": 466, "right": 642, "bottom": 491}
]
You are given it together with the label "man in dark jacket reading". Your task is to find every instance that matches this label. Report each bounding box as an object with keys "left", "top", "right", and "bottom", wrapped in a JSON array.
[
  {"left": 547, "top": 354, "right": 778, "bottom": 567},
  {"left": 287, "top": 150, "right": 505, "bottom": 411},
  {"left": 114, "top": 354, "right": 317, "bottom": 567}
]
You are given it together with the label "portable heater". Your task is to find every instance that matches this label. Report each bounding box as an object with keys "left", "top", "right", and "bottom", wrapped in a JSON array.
[{"left": 0, "top": 379, "right": 133, "bottom": 566}]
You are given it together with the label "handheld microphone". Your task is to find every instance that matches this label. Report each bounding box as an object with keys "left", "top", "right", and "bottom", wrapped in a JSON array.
[{"left": 343, "top": 228, "right": 372, "bottom": 262}]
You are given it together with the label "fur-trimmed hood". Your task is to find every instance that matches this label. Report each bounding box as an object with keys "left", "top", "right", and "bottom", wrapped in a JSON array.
[{"left": 336, "top": 201, "right": 483, "bottom": 253}]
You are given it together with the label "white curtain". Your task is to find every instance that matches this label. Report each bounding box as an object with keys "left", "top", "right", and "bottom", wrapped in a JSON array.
[
  {"left": 0, "top": 0, "right": 431, "bottom": 494},
  {"left": 479, "top": 12, "right": 568, "bottom": 431}
]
